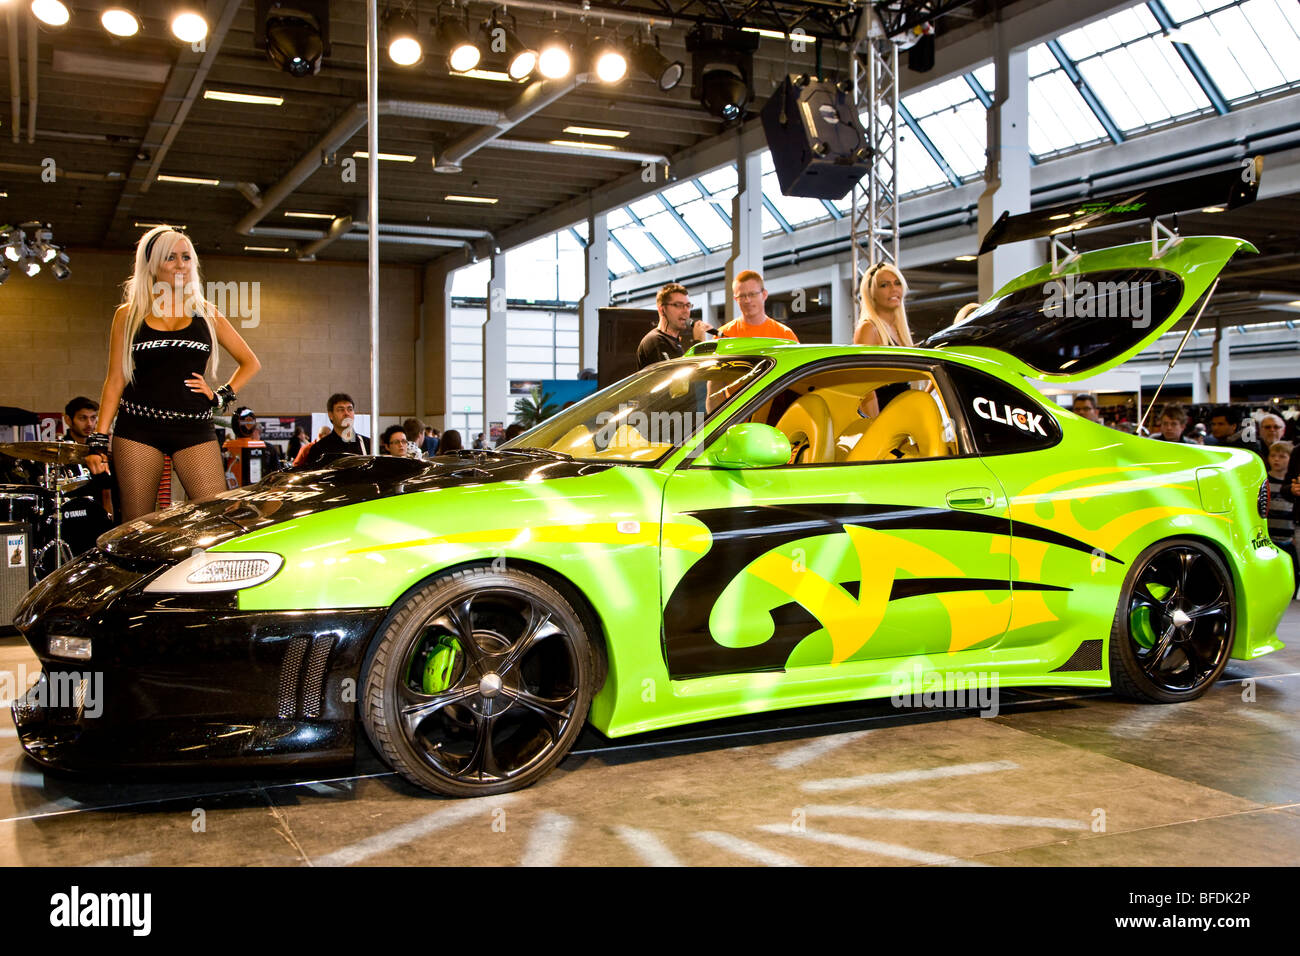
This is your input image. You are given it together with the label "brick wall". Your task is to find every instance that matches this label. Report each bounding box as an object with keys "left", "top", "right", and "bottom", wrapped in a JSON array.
[{"left": 0, "top": 249, "right": 422, "bottom": 421}]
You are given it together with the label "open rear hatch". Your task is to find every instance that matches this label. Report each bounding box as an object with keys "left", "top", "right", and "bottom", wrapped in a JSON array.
[{"left": 922, "top": 235, "right": 1256, "bottom": 384}]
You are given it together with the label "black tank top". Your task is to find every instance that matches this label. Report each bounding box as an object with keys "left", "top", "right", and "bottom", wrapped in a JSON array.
[{"left": 120, "top": 315, "right": 214, "bottom": 418}]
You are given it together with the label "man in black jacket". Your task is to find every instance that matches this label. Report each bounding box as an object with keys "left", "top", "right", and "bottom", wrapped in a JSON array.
[
  {"left": 637, "top": 283, "right": 709, "bottom": 370},
  {"left": 297, "top": 393, "right": 370, "bottom": 468}
]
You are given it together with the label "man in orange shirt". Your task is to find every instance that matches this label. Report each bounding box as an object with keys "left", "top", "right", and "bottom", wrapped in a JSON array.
[{"left": 719, "top": 270, "right": 799, "bottom": 342}]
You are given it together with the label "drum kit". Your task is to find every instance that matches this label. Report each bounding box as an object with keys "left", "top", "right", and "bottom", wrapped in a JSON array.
[{"left": 0, "top": 440, "right": 108, "bottom": 581}]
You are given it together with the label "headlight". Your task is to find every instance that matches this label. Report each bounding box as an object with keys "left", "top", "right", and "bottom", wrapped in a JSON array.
[{"left": 144, "top": 552, "right": 284, "bottom": 593}]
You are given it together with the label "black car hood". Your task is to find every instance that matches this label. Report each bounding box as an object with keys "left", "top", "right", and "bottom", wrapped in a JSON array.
[{"left": 99, "top": 450, "right": 611, "bottom": 564}]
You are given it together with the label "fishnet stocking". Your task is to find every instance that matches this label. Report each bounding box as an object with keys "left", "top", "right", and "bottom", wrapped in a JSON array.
[
  {"left": 112, "top": 437, "right": 227, "bottom": 521},
  {"left": 111, "top": 436, "right": 166, "bottom": 522},
  {"left": 170, "top": 440, "right": 227, "bottom": 502}
]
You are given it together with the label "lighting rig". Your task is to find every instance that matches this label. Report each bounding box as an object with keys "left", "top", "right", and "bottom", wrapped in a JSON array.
[{"left": 0, "top": 224, "right": 69, "bottom": 284}]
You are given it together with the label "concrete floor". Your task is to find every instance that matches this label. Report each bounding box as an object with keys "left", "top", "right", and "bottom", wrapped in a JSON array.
[{"left": 2, "top": 606, "right": 1298, "bottom": 867}]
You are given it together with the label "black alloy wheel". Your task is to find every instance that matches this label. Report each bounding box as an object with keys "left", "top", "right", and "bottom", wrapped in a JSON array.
[
  {"left": 361, "top": 567, "right": 597, "bottom": 797},
  {"left": 1109, "top": 538, "right": 1235, "bottom": 703}
]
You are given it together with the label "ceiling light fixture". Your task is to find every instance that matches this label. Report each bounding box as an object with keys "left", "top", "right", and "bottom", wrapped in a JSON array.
[
  {"left": 686, "top": 24, "right": 758, "bottom": 123},
  {"left": 204, "top": 89, "right": 285, "bottom": 106},
  {"left": 384, "top": 9, "right": 422, "bottom": 66},
  {"left": 537, "top": 32, "right": 571, "bottom": 79},
  {"left": 31, "top": 0, "right": 71, "bottom": 28},
  {"left": 244, "top": 245, "right": 291, "bottom": 253},
  {"left": 170, "top": 3, "right": 209, "bottom": 43},
  {"left": 452, "top": 68, "right": 513, "bottom": 82},
  {"left": 50, "top": 251, "right": 71, "bottom": 281},
  {"left": 284, "top": 211, "right": 336, "bottom": 219},
  {"left": 352, "top": 150, "right": 417, "bottom": 162},
  {"left": 483, "top": 11, "right": 535, "bottom": 80},
  {"left": 562, "top": 125, "right": 629, "bottom": 138},
  {"left": 955, "top": 255, "right": 977, "bottom": 262},
  {"left": 134, "top": 221, "right": 188, "bottom": 229},
  {"left": 258, "top": 0, "right": 329, "bottom": 76},
  {"left": 589, "top": 37, "right": 628, "bottom": 84},
  {"left": 157, "top": 174, "right": 221, "bottom": 185},
  {"left": 628, "top": 36, "right": 684, "bottom": 91},
  {"left": 439, "top": 12, "right": 481, "bottom": 73},
  {"left": 444, "top": 194, "right": 498, "bottom": 204},
  {"left": 548, "top": 139, "right": 616, "bottom": 151},
  {"left": 100, "top": 2, "right": 142, "bottom": 37}
]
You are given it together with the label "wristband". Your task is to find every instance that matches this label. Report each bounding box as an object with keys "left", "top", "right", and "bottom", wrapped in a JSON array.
[
  {"left": 212, "top": 384, "right": 236, "bottom": 412},
  {"left": 86, "top": 432, "right": 110, "bottom": 456}
]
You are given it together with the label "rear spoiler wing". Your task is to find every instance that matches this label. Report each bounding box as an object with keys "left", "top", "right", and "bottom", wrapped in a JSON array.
[{"left": 978, "top": 157, "right": 1262, "bottom": 255}]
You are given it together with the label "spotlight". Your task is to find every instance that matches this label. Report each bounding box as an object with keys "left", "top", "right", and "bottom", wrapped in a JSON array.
[
  {"left": 100, "top": 2, "right": 142, "bottom": 37},
  {"left": 484, "top": 13, "right": 535, "bottom": 80},
  {"left": 51, "top": 252, "right": 71, "bottom": 281},
  {"left": 686, "top": 24, "right": 757, "bottom": 123},
  {"left": 628, "top": 37, "right": 683, "bottom": 92},
  {"left": 588, "top": 37, "right": 627, "bottom": 84},
  {"left": 170, "top": 3, "right": 209, "bottom": 43},
  {"left": 384, "top": 11, "right": 422, "bottom": 66},
  {"left": 31, "top": 0, "right": 70, "bottom": 27},
  {"left": 256, "top": 0, "right": 329, "bottom": 77},
  {"left": 22, "top": 258, "right": 41, "bottom": 278},
  {"left": 3, "top": 231, "right": 24, "bottom": 263},
  {"left": 439, "top": 16, "right": 481, "bottom": 73},
  {"left": 537, "top": 32, "right": 571, "bottom": 79}
]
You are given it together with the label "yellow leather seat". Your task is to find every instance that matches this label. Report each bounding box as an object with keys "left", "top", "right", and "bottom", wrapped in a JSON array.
[
  {"left": 847, "top": 389, "right": 947, "bottom": 462},
  {"left": 774, "top": 393, "right": 835, "bottom": 464},
  {"left": 551, "top": 425, "right": 597, "bottom": 457}
]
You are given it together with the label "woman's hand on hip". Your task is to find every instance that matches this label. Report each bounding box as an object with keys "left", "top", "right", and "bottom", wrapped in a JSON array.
[{"left": 185, "top": 374, "right": 215, "bottom": 400}]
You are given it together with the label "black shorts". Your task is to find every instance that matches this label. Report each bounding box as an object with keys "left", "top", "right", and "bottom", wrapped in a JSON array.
[{"left": 113, "top": 413, "right": 218, "bottom": 457}]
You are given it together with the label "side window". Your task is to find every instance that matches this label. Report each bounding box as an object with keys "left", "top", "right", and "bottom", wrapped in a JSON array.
[
  {"left": 944, "top": 364, "right": 1061, "bottom": 454},
  {"left": 741, "top": 364, "right": 958, "bottom": 465}
]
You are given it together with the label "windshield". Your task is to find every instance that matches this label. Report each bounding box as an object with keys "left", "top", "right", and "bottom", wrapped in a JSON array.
[{"left": 501, "top": 357, "right": 769, "bottom": 464}]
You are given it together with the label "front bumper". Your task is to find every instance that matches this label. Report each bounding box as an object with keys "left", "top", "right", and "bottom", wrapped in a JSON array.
[{"left": 12, "top": 549, "right": 387, "bottom": 772}]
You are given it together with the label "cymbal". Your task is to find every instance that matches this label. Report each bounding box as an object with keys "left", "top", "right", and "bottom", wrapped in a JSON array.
[
  {"left": 0, "top": 441, "right": 92, "bottom": 464},
  {"left": 57, "top": 476, "right": 90, "bottom": 494}
]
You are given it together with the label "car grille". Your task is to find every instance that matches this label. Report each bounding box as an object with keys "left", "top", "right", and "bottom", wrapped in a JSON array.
[{"left": 277, "top": 633, "right": 337, "bottom": 718}]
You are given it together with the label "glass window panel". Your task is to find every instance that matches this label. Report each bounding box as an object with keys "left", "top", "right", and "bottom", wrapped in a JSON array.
[
  {"left": 762, "top": 172, "right": 832, "bottom": 226},
  {"left": 450, "top": 260, "right": 490, "bottom": 297},
  {"left": 629, "top": 196, "right": 664, "bottom": 218},
  {"left": 556, "top": 330, "right": 579, "bottom": 347},
  {"left": 507, "top": 236, "right": 560, "bottom": 301},
  {"left": 761, "top": 206, "right": 782, "bottom": 235},
  {"left": 606, "top": 242, "right": 638, "bottom": 277},
  {"left": 897, "top": 132, "right": 949, "bottom": 195},
  {"left": 677, "top": 199, "right": 733, "bottom": 249},
  {"left": 639, "top": 210, "right": 703, "bottom": 257},
  {"left": 1079, "top": 38, "right": 1211, "bottom": 130},
  {"left": 912, "top": 100, "right": 987, "bottom": 179},
  {"left": 556, "top": 313, "right": 579, "bottom": 331},
  {"left": 506, "top": 346, "right": 556, "bottom": 363},
  {"left": 451, "top": 325, "right": 483, "bottom": 344},
  {"left": 1172, "top": 21, "right": 1254, "bottom": 100},
  {"left": 610, "top": 225, "right": 668, "bottom": 268},
  {"left": 971, "top": 63, "right": 995, "bottom": 93},
  {"left": 607, "top": 207, "right": 632, "bottom": 228},
  {"left": 662, "top": 181, "right": 701, "bottom": 204},
  {"left": 760, "top": 150, "right": 775, "bottom": 173},
  {"left": 697, "top": 164, "right": 738, "bottom": 195},
  {"left": 553, "top": 243, "right": 585, "bottom": 302},
  {"left": 1028, "top": 69, "right": 1109, "bottom": 154},
  {"left": 556, "top": 365, "right": 579, "bottom": 379},
  {"left": 571, "top": 219, "right": 589, "bottom": 242},
  {"left": 507, "top": 363, "right": 558, "bottom": 378},
  {"left": 555, "top": 347, "right": 579, "bottom": 365},
  {"left": 1215, "top": 3, "right": 1292, "bottom": 91},
  {"left": 450, "top": 344, "right": 480, "bottom": 361}
]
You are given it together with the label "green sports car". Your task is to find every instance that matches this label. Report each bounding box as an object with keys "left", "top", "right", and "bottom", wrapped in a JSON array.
[{"left": 12, "top": 235, "right": 1291, "bottom": 796}]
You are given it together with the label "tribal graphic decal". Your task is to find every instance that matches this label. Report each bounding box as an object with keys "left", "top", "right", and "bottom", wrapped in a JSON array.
[{"left": 662, "top": 503, "right": 1094, "bottom": 680}]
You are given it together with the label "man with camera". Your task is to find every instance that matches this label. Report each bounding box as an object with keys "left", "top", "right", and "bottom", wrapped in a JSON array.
[{"left": 636, "top": 282, "right": 710, "bottom": 370}]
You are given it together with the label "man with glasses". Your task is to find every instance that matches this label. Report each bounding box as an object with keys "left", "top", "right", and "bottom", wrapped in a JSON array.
[
  {"left": 637, "top": 282, "right": 709, "bottom": 370},
  {"left": 719, "top": 270, "right": 798, "bottom": 343}
]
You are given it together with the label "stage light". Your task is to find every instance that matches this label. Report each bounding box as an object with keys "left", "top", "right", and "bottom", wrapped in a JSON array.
[
  {"left": 484, "top": 13, "right": 536, "bottom": 80},
  {"left": 384, "top": 10, "right": 422, "bottom": 66},
  {"left": 686, "top": 25, "right": 757, "bottom": 123},
  {"left": 31, "top": 0, "right": 70, "bottom": 27},
  {"left": 3, "top": 231, "right": 24, "bottom": 262},
  {"left": 589, "top": 37, "right": 627, "bottom": 83},
  {"left": 440, "top": 16, "right": 480, "bottom": 73},
  {"left": 21, "top": 258, "right": 41, "bottom": 278},
  {"left": 537, "top": 32, "right": 571, "bottom": 79},
  {"left": 51, "top": 252, "right": 71, "bottom": 281},
  {"left": 263, "top": 3, "right": 325, "bottom": 76},
  {"left": 628, "top": 38, "right": 683, "bottom": 92},
  {"left": 170, "top": 5, "right": 209, "bottom": 43},
  {"left": 100, "top": 3, "right": 142, "bottom": 37}
]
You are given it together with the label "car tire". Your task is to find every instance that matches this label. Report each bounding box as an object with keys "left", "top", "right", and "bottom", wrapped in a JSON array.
[
  {"left": 361, "top": 566, "right": 596, "bottom": 797},
  {"left": 1108, "top": 537, "right": 1235, "bottom": 703}
]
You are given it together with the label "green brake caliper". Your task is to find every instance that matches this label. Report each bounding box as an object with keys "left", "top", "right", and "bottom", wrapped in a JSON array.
[
  {"left": 420, "top": 636, "right": 461, "bottom": 693},
  {"left": 1130, "top": 582, "right": 1171, "bottom": 649}
]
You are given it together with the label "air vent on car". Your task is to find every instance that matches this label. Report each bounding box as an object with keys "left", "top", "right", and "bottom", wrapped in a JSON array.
[{"left": 1258, "top": 481, "right": 1269, "bottom": 520}]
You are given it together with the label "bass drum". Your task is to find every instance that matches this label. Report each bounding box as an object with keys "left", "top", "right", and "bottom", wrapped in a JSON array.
[{"left": 36, "top": 493, "right": 109, "bottom": 579}]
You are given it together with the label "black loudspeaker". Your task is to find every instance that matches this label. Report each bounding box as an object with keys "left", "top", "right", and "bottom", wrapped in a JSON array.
[
  {"left": 597, "top": 307, "right": 658, "bottom": 389},
  {"left": 761, "top": 75, "right": 872, "bottom": 200}
]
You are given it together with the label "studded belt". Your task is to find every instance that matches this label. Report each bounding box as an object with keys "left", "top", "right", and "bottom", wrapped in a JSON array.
[{"left": 119, "top": 398, "right": 214, "bottom": 422}]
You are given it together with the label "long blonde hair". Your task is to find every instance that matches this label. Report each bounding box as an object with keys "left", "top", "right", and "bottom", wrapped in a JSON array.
[
  {"left": 856, "top": 263, "right": 914, "bottom": 346},
  {"left": 119, "top": 226, "right": 218, "bottom": 383}
]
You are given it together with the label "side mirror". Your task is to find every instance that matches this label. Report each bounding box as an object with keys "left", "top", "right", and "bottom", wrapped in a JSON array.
[{"left": 700, "top": 423, "right": 792, "bottom": 469}]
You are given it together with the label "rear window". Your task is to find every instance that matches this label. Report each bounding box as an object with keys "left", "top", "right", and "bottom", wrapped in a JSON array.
[
  {"left": 925, "top": 268, "right": 1183, "bottom": 376},
  {"left": 945, "top": 364, "right": 1061, "bottom": 455}
]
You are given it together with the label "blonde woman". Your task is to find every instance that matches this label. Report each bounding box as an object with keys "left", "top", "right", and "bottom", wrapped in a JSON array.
[
  {"left": 853, "top": 262, "right": 914, "bottom": 347},
  {"left": 85, "top": 227, "right": 261, "bottom": 520},
  {"left": 853, "top": 262, "right": 916, "bottom": 417}
]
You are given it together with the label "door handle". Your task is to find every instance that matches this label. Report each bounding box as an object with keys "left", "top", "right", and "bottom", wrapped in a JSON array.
[{"left": 946, "top": 487, "right": 995, "bottom": 510}]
